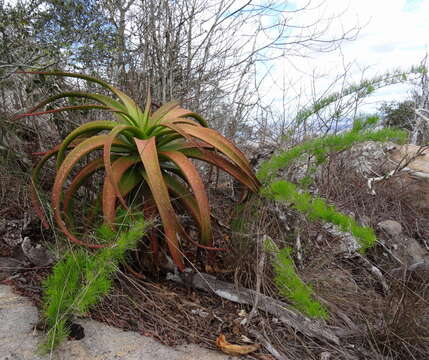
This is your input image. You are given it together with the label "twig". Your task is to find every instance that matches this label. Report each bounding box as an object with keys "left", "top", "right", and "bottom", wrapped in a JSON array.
[
  {"left": 248, "top": 329, "right": 291, "bottom": 360},
  {"left": 247, "top": 235, "right": 267, "bottom": 324},
  {"left": 367, "top": 144, "right": 429, "bottom": 195},
  {"left": 294, "top": 233, "right": 303, "bottom": 268}
]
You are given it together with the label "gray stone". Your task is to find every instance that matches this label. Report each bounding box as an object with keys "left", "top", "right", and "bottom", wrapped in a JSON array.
[
  {"left": 0, "top": 285, "right": 231, "bottom": 360},
  {"left": 334, "top": 141, "right": 396, "bottom": 176},
  {"left": 21, "top": 237, "right": 54, "bottom": 267},
  {"left": 377, "top": 220, "right": 403, "bottom": 238},
  {"left": 1, "top": 219, "right": 24, "bottom": 247},
  {"left": 377, "top": 220, "right": 428, "bottom": 265},
  {"left": 390, "top": 260, "right": 429, "bottom": 280},
  {"left": 390, "top": 236, "right": 428, "bottom": 265},
  {"left": 323, "top": 223, "right": 360, "bottom": 255}
]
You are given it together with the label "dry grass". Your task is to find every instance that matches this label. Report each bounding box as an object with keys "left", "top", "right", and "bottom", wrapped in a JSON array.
[{"left": 3, "top": 134, "right": 429, "bottom": 359}]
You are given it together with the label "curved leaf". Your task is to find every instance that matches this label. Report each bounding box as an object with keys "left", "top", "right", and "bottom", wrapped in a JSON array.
[
  {"left": 161, "top": 151, "right": 212, "bottom": 246},
  {"left": 163, "top": 173, "right": 201, "bottom": 225},
  {"left": 102, "top": 156, "right": 141, "bottom": 225},
  {"left": 26, "top": 71, "right": 143, "bottom": 124},
  {"left": 31, "top": 143, "right": 81, "bottom": 228},
  {"left": 18, "top": 104, "right": 109, "bottom": 119},
  {"left": 181, "top": 148, "right": 260, "bottom": 192},
  {"left": 104, "top": 125, "right": 142, "bottom": 210},
  {"left": 141, "top": 90, "right": 152, "bottom": 131},
  {"left": 134, "top": 137, "right": 184, "bottom": 270},
  {"left": 63, "top": 158, "right": 105, "bottom": 216},
  {"left": 175, "top": 123, "right": 255, "bottom": 180},
  {"left": 52, "top": 135, "right": 130, "bottom": 248},
  {"left": 16, "top": 91, "right": 133, "bottom": 124},
  {"left": 56, "top": 121, "right": 119, "bottom": 169},
  {"left": 157, "top": 106, "right": 208, "bottom": 127},
  {"left": 151, "top": 101, "right": 180, "bottom": 124}
]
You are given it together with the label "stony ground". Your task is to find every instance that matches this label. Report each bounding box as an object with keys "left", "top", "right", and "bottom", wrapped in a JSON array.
[{"left": 0, "top": 285, "right": 232, "bottom": 360}]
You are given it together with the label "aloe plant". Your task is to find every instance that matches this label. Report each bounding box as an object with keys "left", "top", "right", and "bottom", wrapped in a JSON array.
[{"left": 20, "top": 71, "right": 260, "bottom": 270}]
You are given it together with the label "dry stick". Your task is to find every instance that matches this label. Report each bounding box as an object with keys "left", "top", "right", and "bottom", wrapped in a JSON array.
[
  {"left": 248, "top": 329, "right": 291, "bottom": 360},
  {"left": 353, "top": 255, "right": 389, "bottom": 295},
  {"left": 294, "top": 233, "right": 303, "bottom": 268},
  {"left": 166, "top": 269, "right": 341, "bottom": 345},
  {"left": 367, "top": 144, "right": 429, "bottom": 194},
  {"left": 247, "top": 235, "right": 267, "bottom": 324}
]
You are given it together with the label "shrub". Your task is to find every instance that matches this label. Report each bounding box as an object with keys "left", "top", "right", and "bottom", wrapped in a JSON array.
[
  {"left": 41, "top": 213, "right": 147, "bottom": 353},
  {"left": 264, "top": 238, "right": 329, "bottom": 319},
  {"left": 20, "top": 71, "right": 260, "bottom": 270},
  {"left": 258, "top": 116, "right": 407, "bottom": 317}
]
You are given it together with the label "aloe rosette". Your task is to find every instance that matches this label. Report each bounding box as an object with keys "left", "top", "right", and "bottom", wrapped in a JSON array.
[{"left": 20, "top": 72, "right": 260, "bottom": 271}]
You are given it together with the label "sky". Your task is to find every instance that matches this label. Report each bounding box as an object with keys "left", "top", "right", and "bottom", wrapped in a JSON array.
[
  {"left": 4, "top": 0, "right": 427, "bottom": 118},
  {"left": 261, "top": 0, "right": 429, "bottom": 116}
]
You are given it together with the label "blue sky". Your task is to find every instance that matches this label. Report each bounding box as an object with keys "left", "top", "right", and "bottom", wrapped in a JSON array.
[{"left": 257, "top": 0, "right": 429, "bottom": 116}]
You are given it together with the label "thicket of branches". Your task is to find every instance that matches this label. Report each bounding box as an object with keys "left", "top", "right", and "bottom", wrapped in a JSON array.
[{"left": 1, "top": 0, "right": 360, "bottom": 149}]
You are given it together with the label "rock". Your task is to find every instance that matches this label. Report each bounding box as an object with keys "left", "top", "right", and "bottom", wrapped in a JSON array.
[
  {"left": 336, "top": 141, "right": 397, "bottom": 176},
  {"left": 21, "top": 237, "right": 54, "bottom": 267},
  {"left": 391, "top": 236, "right": 428, "bottom": 265},
  {"left": 323, "top": 223, "right": 360, "bottom": 255},
  {"left": 0, "top": 285, "right": 231, "bottom": 360},
  {"left": 0, "top": 272, "right": 8, "bottom": 282},
  {"left": 390, "top": 260, "right": 429, "bottom": 281},
  {"left": 377, "top": 220, "right": 428, "bottom": 265},
  {"left": 390, "top": 144, "right": 429, "bottom": 174},
  {"left": 0, "top": 214, "right": 33, "bottom": 248},
  {"left": 389, "top": 144, "right": 429, "bottom": 209},
  {"left": 377, "top": 220, "right": 403, "bottom": 238},
  {"left": 1, "top": 221, "right": 23, "bottom": 247},
  {"left": 0, "top": 257, "right": 24, "bottom": 282},
  {"left": 0, "top": 284, "right": 43, "bottom": 360}
]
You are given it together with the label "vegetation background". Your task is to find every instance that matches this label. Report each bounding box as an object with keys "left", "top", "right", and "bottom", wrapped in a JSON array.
[{"left": 1, "top": 0, "right": 429, "bottom": 359}]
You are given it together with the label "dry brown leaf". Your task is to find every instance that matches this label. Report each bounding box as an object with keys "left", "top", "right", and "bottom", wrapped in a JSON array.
[{"left": 216, "top": 334, "right": 260, "bottom": 356}]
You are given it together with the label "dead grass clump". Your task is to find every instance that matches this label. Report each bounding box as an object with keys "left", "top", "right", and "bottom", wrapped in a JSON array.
[
  {"left": 363, "top": 275, "right": 429, "bottom": 360},
  {"left": 222, "top": 195, "right": 296, "bottom": 294}
]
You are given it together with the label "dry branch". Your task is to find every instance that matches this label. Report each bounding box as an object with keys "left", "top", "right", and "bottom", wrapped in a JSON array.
[{"left": 166, "top": 269, "right": 341, "bottom": 345}]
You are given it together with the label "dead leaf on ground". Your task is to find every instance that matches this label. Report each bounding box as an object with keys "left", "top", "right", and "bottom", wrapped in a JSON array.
[{"left": 216, "top": 334, "right": 259, "bottom": 356}]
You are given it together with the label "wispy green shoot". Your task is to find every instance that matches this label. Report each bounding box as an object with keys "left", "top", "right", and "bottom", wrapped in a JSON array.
[
  {"left": 264, "top": 238, "right": 329, "bottom": 319},
  {"left": 257, "top": 117, "right": 407, "bottom": 183},
  {"left": 40, "top": 213, "right": 147, "bottom": 354}
]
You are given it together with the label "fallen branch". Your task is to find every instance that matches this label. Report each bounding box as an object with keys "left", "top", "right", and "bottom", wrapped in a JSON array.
[{"left": 166, "top": 269, "right": 341, "bottom": 345}]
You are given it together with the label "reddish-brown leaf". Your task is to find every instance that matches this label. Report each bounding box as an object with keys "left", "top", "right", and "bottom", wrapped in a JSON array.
[
  {"left": 63, "top": 158, "right": 105, "bottom": 215},
  {"left": 175, "top": 124, "right": 255, "bottom": 180},
  {"left": 103, "top": 125, "right": 139, "bottom": 210},
  {"left": 52, "top": 135, "right": 129, "bottom": 248},
  {"left": 161, "top": 151, "right": 212, "bottom": 246},
  {"left": 102, "top": 157, "right": 140, "bottom": 225},
  {"left": 181, "top": 148, "right": 260, "bottom": 192},
  {"left": 134, "top": 137, "right": 184, "bottom": 270}
]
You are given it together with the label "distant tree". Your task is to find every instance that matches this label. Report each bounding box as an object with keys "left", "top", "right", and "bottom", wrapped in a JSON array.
[{"left": 378, "top": 100, "right": 415, "bottom": 131}]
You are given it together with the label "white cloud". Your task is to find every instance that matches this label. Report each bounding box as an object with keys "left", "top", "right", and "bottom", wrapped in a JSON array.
[{"left": 256, "top": 0, "right": 428, "bottom": 116}]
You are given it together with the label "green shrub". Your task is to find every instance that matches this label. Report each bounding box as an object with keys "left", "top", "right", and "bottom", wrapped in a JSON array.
[
  {"left": 257, "top": 117, "right": 407, "bottom": 183},
  {"left": 264, "top": 238, "right": 328, "bottom": 319},
  {"left": 40, "top": 213, "right": 147, "bottom": 353},
  {"left": 258, "top": 116, "right": 404, "bottom": 318},
  {"left": 262, "top": 180, "right": 376, "bottom": 253}
]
